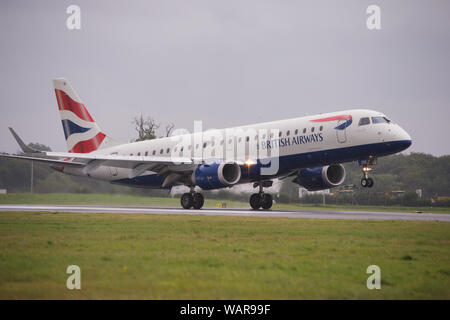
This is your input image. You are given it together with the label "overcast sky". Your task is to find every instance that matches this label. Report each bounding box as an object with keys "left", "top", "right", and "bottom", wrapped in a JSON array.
[{"left": 0, "top": 0, "right": 449, "bottom": 155}]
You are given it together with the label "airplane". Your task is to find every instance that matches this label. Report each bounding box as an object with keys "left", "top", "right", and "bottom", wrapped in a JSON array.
[{"left": 1, "top": 78, "right": 412, "bottom": 210}]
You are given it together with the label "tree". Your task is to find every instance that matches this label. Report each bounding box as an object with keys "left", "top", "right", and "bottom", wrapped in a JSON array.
[
  {"left": 133, "top": 114, "right": 160, "bottom": 141},
  {"left": 165, "top": 123, "right": 175, "bottom": 137}
]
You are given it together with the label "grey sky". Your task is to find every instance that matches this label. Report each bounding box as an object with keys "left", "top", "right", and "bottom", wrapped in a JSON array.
[{"left": 0, "top": 0, "right": 449, "bottom": 155}]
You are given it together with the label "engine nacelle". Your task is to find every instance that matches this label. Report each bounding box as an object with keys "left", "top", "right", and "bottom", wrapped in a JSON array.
[
  {"left": 192, "top": 162, "right": 241, "bottom": 190},
  {"left": 295, "top": 164, "right": 346, "bottom": 191}
]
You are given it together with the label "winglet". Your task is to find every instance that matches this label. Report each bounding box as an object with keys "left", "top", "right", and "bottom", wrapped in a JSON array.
[{"left": 8, "top": 127, "right": 42, "bottom": 154}]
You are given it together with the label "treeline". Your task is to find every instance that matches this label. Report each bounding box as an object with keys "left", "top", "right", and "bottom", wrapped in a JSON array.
[
  {"left": 279, "top": 152, "right": 450, "bottom": 206},
  {"left": 0, "top": 146, "right": 449, "bottom": 206}
]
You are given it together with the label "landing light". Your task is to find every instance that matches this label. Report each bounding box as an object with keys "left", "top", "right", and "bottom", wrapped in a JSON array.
[
  {"left": 245, "top": 159, "right": 256, "bottom": 166},
  {"left": 362, "top": 167, "right": 372, "bottom": 172}
]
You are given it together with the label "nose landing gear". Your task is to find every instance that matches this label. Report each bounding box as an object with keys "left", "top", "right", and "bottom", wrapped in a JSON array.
[
  {"left": 361, "top": 175, "right": 374, "bottom": 188},
  {"left": 249, "top": 181, "right": 273, "bottom": 210},
  {"left": 359, "top": 158, "right": 376, "bottom": 188}
]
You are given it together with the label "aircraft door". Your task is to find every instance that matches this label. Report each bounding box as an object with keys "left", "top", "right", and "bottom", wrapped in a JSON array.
[
  {"left": 226, "top": 135, "right": 235, "bottom": 161},
  {"left": 336, "top": 119, "right": 347, "bottom": 143}
]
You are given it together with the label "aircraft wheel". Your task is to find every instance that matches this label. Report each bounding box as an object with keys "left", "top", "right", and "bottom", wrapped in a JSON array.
[
  {"left": 361, "top": 178, "right": 368, "bottom": 188},
  {"left": 181, "top": 193, "right": 193, "bottom": 209},
  {"left": 192, "top": 193, "right": 204, "bottom": 209},
  {"left": 366, "top": 178, "right": 374, "bottom": 188},
  {"left": 261, "top": 194, "right": 273, "bottom": 210},
  {"left": 250, "top": 193, "right": 262, "bottom": 210}
]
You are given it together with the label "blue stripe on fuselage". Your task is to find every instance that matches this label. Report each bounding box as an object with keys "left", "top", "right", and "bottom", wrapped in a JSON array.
[
  {"left": 112, "top": 173, "right": 169, "bottom": 189},
  {"left": 111, "top": 140, "right": 412, "bottom": 189}
]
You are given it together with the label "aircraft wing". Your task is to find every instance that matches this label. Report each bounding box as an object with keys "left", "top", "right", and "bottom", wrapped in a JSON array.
[
  {"left": 44, "top": 151, "right": 193, "bottom": 167},
  {"left": 0, "top": 153, "right": 85, "bottom": 167},
  {"left": 3, "top": 128, "right": 216, "bottom": 184},
  {"left": 43, "top": 151, "right": 197, "bottom": 178},
  {"left": 3, "top": 126, "right": 195, "bottom": 183},
  {"left": 2, "top": 151, "right": 197, "bottom": 180}
]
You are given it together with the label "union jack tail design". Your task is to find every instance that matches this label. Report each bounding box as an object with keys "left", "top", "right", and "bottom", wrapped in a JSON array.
[{"left": 53, "top": 78, "right": 118, "bottom": 153}]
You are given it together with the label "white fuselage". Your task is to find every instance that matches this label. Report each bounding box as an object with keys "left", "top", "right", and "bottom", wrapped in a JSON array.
[{"left": 60, "top": 109, "right": 411, "bottom": 188}]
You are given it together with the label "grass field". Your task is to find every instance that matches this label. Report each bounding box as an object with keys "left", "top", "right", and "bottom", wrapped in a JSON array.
[
  {"left": 1, "top": 193, "right": 449, "bottom": 213},
  {"left": 0, "top": 211, "right": 449, "bottom": 299}
]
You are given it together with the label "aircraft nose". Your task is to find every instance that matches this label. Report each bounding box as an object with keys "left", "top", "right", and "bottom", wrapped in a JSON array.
[
  {"left": 395, "top": 126, "right": 412, "bottom": 151},
  {"left": 398, "top": 139, "right": 412, "bottom": 150},
  {"left": 399, "top": 126, "right": 412, "bottom": 142}
]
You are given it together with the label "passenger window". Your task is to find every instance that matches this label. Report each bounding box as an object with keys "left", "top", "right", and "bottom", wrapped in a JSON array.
[
  {"left": 295, "top": 129, "right": 298, "bottom": 135},
  {"left": 358, "top": 117, "right": 370, "bottom": 126},
  {"left": 203, "top": 142, "right": 207, "bottom": 148},
  {"left": 303, "top": 128, "right": 306, "bottom": 134},
  {"left": 319, "top": 126, "right": 323, "bottom": 131},
  {"left": 166, "top": 148, "right": 170, "bottom": 153},
  {"left": 286, "top": 130, "right": 290, "bottom": 136},
  {"left": 311, "top": 127, "right": 315, "bottom": 133},
  {"left": 246, "top": 136, "right": 249, "bottom": 142},
  {"left": 160, "top": 149, "right": 163, "bottom": 154},
  {"left": 279, "top": 131, "right": 282, "bottom": 137},
  {"left": 152, "top": 150, "right": 156, "bottom": 155},
  {"left": 372, "top": 116, "right": 388, "bottom": 124}
]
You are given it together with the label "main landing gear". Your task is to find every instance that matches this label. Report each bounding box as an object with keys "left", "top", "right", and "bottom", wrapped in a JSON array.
[
  {"left": 250, "top": 181, "right": 273, "bottom": 210},
  {"left": 359, "top": 158, "right": 376, "bottom": 188},
  {"left": 181, "top": 189, "right": 204, "bottom": 209}
]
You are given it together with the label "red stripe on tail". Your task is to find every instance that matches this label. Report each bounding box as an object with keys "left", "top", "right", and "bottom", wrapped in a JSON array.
[
  {"left": 69, "top": 132, "right": 106, "bottom": 153},
  {"left": 55, "top": 89, "right": 94, "bottom": 122}
]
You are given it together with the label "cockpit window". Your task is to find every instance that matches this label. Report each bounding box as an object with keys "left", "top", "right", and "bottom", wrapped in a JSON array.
[
  {"left": 372, "top": 116, "right": 389, "bottom": 124},
  {"left": 358, "top": 117, "right": 370, "bottom": 126}
]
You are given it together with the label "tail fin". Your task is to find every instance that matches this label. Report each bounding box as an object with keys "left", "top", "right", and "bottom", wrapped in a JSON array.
[{"left": 53, "top": 78, "right": 118, "bottom": 153}]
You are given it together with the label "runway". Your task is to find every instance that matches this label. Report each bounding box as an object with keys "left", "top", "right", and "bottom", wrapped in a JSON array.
[{"left": 0, "top": 204, "right": 449, "bottom": 221}]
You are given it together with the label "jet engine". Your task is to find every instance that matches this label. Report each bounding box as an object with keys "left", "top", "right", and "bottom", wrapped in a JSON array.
[
  {"left": 192, "top": 162, "right": 241, "bottom": 190},
  {"left": 294, "top": 164, "right": 346, "bottom": 191}
]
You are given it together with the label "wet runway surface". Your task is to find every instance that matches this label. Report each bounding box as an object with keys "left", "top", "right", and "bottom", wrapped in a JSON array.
[{"left": 0, "top": 204, "right": 449, "bottom": 221}]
